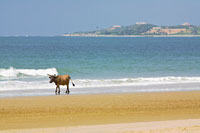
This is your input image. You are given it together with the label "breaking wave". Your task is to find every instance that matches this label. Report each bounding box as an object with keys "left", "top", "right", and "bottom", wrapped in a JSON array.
[
  {"left": 75, "top": 77, "right": 200, "bottom": 88},
  {"left": 0, "top": 67, "right": 58, "bottom": 78},
  {"left": 0, "top": 67, "right": 200, "bottom": 92}
]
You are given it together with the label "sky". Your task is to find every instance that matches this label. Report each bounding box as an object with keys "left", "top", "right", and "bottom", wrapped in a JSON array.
[{"left": 0, "top": 0, "right": 199, "bottom": 36}]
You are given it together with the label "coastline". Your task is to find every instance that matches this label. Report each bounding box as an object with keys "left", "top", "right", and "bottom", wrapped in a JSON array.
[
  {"left": 1, "top": 82, "right": 200, "bottom": 98},
  {"left": 1, "top": 91, "right": 200, "bottom": 132},
  {"left": 63, "top": 34, "right": 200, "bottom": 37}
]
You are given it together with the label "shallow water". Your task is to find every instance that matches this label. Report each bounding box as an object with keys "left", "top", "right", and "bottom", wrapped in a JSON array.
[{"left": 0, "top": 37, "right": 200, "bottom": 97}]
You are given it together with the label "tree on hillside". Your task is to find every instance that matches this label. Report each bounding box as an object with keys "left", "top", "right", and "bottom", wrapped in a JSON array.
[{"left": 192, "top": 27, "right": 199, "bottom": 35}]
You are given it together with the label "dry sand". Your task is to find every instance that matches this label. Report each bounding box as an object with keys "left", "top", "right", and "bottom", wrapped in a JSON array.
[
  {"left": 1, "top": 91, "right": 200, "bottom": 132},
  {"left": 2, "top": 119, "right": 200, "bottom": 133}
]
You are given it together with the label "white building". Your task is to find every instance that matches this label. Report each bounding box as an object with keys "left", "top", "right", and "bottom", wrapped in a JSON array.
[
  {"left": 182, "top": 22, "right": 191, "bottom": 26},
  {"left": 136, "top": 22, "right": 147, "bottom": 25},
  {"left": 110, "top": 25, "right": 121, "bottom": 30}
]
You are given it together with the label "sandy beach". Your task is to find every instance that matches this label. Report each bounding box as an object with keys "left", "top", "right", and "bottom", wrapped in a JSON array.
[{"left": 1, "top": 91, "right": 200, "bottom": 132}]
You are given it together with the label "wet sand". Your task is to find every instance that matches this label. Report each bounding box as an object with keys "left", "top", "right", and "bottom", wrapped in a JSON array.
[{"left": 1, "top": 91, "right": 200, "bottom": 132}]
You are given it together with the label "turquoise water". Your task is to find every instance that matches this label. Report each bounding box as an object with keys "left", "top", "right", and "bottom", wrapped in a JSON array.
[{"left": 0, "top": 37, "right": 200, "bottom": 97}]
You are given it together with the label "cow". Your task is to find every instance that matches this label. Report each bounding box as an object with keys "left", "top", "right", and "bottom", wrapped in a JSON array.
[{"left": 48, "top": 74, "right": 75, "bottom": 94}]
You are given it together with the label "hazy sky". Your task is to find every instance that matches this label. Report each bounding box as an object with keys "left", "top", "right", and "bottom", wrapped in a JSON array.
[{"left": 0, "top": 0, "right": 199, "bottom": 36}]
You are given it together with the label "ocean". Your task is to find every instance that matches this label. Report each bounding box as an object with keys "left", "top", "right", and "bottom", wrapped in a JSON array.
[{"left": 0, "top": 36, "right": 200, "bottom": 97}]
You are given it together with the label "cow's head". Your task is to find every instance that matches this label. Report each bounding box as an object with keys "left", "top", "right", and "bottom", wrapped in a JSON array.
[{"left": 48, "top": 74, "right": 57, "bottom": 83}]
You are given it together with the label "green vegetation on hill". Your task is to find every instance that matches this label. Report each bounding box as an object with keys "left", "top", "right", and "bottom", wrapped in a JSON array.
[
  {"left": 66, "top": 23, "right": 200, "bottom": 36},
  {"left": 96, "top": 24, "right": 155, "bottom": 35},
  {"left": 163, "top": 25, "right": 192, "bottom": 29}
]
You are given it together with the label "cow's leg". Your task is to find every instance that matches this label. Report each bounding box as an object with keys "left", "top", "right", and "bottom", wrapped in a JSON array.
[
  {"left": 55, "top": 85, "right": 60, "bottom": 95},
  {"left": 66, "top": 84, "right": 70, "bottom": 94},
  {"left": 58, "top": 86, "right": 60, "bottom": 94},
  {"left": 55, "top": 86, "right": 58, "bottom": 94}
]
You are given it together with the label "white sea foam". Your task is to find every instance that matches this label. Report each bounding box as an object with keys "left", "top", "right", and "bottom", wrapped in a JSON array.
[
  {"left": 0, "top": 80, "right": 54, "bottom": 91},
  {"left": 1, "top": 76, "right": 200, "bottom": 92},
  {"left": 0, "top": 67, "right": 58, "bottom": 78},
  {"left": 74, "top": 77, "right": 200, "bottom": 88}
]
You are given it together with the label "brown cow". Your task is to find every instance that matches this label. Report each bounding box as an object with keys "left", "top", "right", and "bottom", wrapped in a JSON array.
[{"left": 48, "top": 74, "right": 75, "bottom": 94}]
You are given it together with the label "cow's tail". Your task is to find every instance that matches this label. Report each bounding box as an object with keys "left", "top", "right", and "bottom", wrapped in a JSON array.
[{"left": 70, "top": 77, "right": 75, "bottom": 87}]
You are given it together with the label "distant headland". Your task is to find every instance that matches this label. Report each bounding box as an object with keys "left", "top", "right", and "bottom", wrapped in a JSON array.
[{"left": 64, "top": 22, "right": 200, "bottom": 37}]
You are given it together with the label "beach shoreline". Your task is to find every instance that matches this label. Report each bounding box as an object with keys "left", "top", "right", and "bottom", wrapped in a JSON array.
[
  {"left": 1, "top": 82, "right": 200, "bottom": 98},
  {"left": 1, "top": 91, "right": 200, "bottom": 132}
]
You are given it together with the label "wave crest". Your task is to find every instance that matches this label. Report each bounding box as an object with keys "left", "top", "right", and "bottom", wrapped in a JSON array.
[
  {"left": 74, "top": 77, "right": 200, "bottom": 88},
  {"left": 0, "top": 67, "right": 58, "bottom": 77}
]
